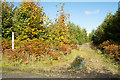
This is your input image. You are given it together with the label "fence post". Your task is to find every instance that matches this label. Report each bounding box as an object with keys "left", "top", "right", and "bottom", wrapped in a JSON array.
[{"left": 12, "top": 32, "right": 14, "bottom": 50}]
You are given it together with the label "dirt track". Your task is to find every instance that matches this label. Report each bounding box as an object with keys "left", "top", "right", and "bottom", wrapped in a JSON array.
[
  {"left": 2, "top": 67, "right": 120, "bottom": 78},
  {"left": 2, "top": 44, "right": 120, "bottom": 78}
]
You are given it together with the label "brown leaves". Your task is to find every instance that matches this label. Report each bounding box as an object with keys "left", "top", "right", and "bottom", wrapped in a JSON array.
[
  {"left": 61, "top": 6, "right": 64, "bottom": 10},
  {"left": 23, "top": 61, "right": 29, "bottom": 64},
  {"left": 63, "top": 3, "right": 65, "bottom": 6},
  {"left": 58, "top": 44, "right": 71, "bottom": 55},
  {"left": 49, "top": 51, "right": 58, "bottom": 60},
  {"left": 56, "top": 5, "right": 57, "bottom": 7},
  {"left": 99, "top": 40, "right": 120, "bottom": 60}
]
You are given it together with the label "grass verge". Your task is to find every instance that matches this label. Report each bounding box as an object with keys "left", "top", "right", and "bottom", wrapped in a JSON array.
[{"left": 2, "top": 44, "right": 120, "bottom": 76}]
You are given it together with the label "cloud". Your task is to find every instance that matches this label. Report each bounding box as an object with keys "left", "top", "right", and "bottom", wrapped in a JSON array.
[{"left": 84, "top": 10, "right": 100, "bottom": 15}]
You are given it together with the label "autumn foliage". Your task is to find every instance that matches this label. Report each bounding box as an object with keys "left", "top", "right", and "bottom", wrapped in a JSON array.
[
  {"left": 2, "top": 1, "right": 81, "bottom": 64},
  {"left": 98, "top": 40, "right": 120, "bottom": 60}
]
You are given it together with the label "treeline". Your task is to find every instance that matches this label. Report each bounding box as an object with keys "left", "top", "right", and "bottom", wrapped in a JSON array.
[
  {"left": 92, "top": 12, "right": 120, "bottom": 44},
  {"left": 2, "top": 1, "right": 88, "bottom": 64},
  {"left": 68, "top": 22, "right": 88, "bottom": 45},
  {"left": 2, "top": 1, "right": 88, "bottom": 44},
  {"left": 91, "top": 6, "right": 120, "bottom": 61}
]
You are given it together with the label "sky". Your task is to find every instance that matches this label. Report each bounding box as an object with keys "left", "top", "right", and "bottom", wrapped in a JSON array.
[
  {"left": 3, "top": 0, "right": 119, "bottom": 34},
  {"left": 38, "top": 2, "right": 118, "bottom": 34},
  {"left": 2, "top": 0, "right": 120, "bottom": 2}
]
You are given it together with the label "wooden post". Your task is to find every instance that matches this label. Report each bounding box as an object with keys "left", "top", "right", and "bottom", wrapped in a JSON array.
[{"left": 12, "top": 32, "right": 14, "bottom": 50}]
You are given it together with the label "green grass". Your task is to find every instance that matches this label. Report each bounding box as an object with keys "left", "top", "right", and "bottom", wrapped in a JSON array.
[
  {"left": 2, "top": 49, "right": 81, "bottom": 74},
  {"left": 2, "top": 44, "right": 120, "bottom": 75},
  {"left": 77, "top": 48, "right": 119, "bottom": 74}
]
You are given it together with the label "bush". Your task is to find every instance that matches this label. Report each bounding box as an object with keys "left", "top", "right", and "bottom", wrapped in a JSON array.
[
  {"left": 2, "top": 39, "right": 53, "bottom": 63},
  {"left": 2, "top": 39, "right": 75, "bottom": 64},
  {"left": 49, "top": 51, "right": 58, "bottom": 60},
  {"left": 99, "top": 40, "right": 120, "bottom": 61},
  {"left": 103, "top": 44, "right": 120, "bottom": 60},
  {"left": 58, "top": 43, "right": 72, "bottom": 55},
  {"left": 2, "top": 39, "right": 12, "bottom": 52},
  {"left": 98, "top": 40, "right": 113, "bottom": 50},
  {"left": 70, "top": 43, "right": 79, "bottom": 50}
]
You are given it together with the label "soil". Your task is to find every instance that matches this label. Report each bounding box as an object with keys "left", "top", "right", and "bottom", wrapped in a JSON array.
[{"left": 2, "top": 67, "right": 120, "bottom": 78}]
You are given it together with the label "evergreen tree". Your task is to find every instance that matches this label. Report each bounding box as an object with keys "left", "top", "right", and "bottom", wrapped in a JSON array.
[
  {"left": 2, "top": 1, "right": 17, "bottom": 39},
  {"left": 92, "top": 10, "right": 120, "bottom": 44},
  {"left": 89, "top": 29, "right": 95, "bottom": 41}
]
